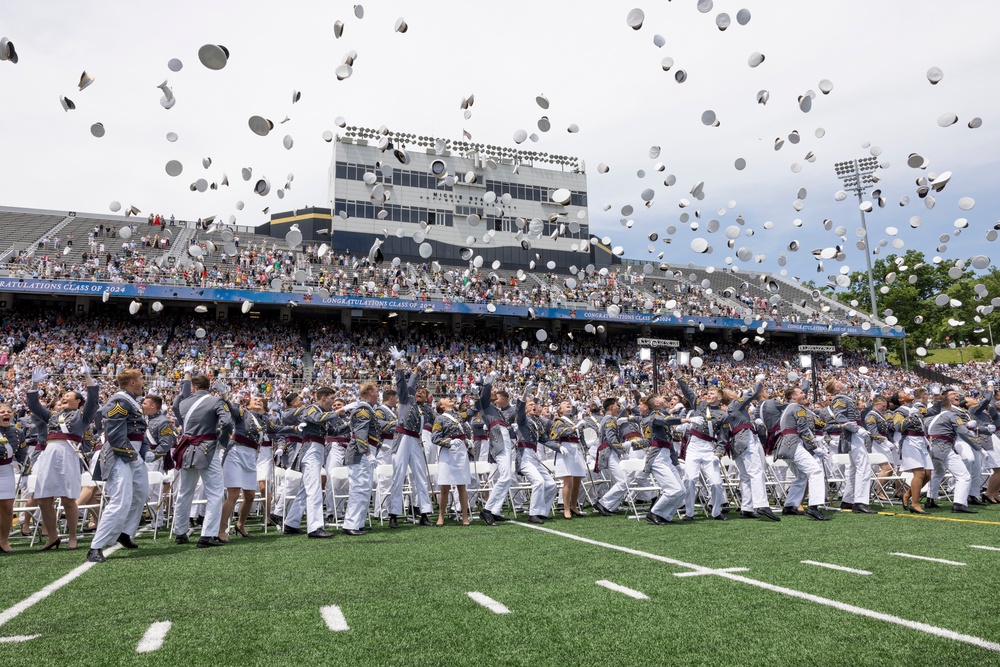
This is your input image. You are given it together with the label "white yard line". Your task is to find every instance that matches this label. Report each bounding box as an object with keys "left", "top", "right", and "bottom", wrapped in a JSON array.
[
  {"left": 801, "top": 560, "right": 872, "bottom": 576},
  {"left": 969, "top": 545, "right": 1000, "bottom": 552},
  {"left": 0, "top": 634, "right": 41, "bottom": 643},
  {"left": 320, "top": 605, "right": 350, "bottom": 632},
  {"left": 135, "top": 621, "right": 172, "bottom": 654},
  {"left": 467, "top": 592, "right": 511, "bottom": 614},
  {"left": 595, "top": 580, "right": 649, "bottom": 600},
  {"left": 511, "top": 521, "right": 1000, "bottom": 653},
  {"left": 889, "top": 552, "right": 966, "bottom": 566},
  {"left": 0, "top": 544, "right": 123, "bottom": 628},
  {"left": 674, "top": 567, "right": 749, "bottom": 578}
]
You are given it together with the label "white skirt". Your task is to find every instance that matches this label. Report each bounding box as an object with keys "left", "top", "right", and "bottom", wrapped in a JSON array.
[
  {"left": 554, "top": 442, "right": 587, "bottom": 478},
  {"left": 256, "top": 445, "right": 273, "bottom": 482},
  {"left": 899, "top": 436, "right": 932, "bottom": 472},
  {"left": 437, "top": 444, "right": 471, "bottom": 486},
  {"left": 871, "top": 439, "right": 900, "bottom": 467},
  {"left": 0, "top": 465, "right": 14, "bottom": 500},
  {"left": 33, "top": 440, "right": 82, "bottom": 499},
  {"left": 223, "top": 445, "right": 258, "bottom": 491}
]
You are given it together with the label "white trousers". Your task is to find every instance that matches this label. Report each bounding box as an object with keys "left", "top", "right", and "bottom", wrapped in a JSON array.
[
  {"left": 92, "top": 458, "right": 148, "bottom": 550},
  {"left": 957, "top": 442, "right": 983, "bottom": 498},
  {"left": 371, "top": 440, "right": 394, "bottom": 518},
  {"left": 484, "top": 443, "right": 515, "bottom": 515},
  {"left": 932, "top": 449, "right": 972, "bottom": 505},
  {"left": 285, "top": 442, "right": 325, "bottom": 533},
  {"left": 840, "top": 434, "right": 872, "bottom": 505},
  {"left": 598, "top": 450, "right": 629, "bottom": 512},
  {"left": 173, "top": 453, "right": 223, "bottom": 539},
  {"left": 649, "top": 448, "right": 686, "bottom": 519},
  {"left": 389, "top": 434, "right": 432, "bottom": 515},
  {"left": 344, "top": 459, "right": 373, "bottom": 530},
  {"left": 785, "top": 445, "right": 826, "bottom": 508},
  {"left": 519, "top": 449, "right": 557, "bottom": 517},
  {"left": 684, "top": 440, "right": 724, "bottom": 517},
  {"left": 734, "top": 441, "right": 769, "bottom": 511}
]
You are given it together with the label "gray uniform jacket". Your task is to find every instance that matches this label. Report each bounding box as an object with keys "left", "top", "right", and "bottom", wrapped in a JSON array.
[
  {"left": 97, "top": 389, "right": 146, "bottom": 479},
  {"left": 395, "top": 369, "right": 423, "bottom": 437},
  {"left": 775, "top": 402, "right": 818, "bottom": 460},
  {"left": 726, "top": 382, "right": 762, "bottom": 456},
  {"left": 347, "top": 400, "right": 376, "bottom": 465},
  {"left": 595, "top": 413, "right": 622, "bottom": 471},
  {"left": 677, "top": 379, "right": 727, "bottom": 450},
  {"left": 478, "top": 379, "right": 510, "bottom": 457},
  {"left": 27, "top": 384, "right": 100, "bottom": 447},
  {"left": 177, "top": 390, "right": 234, "bottom": 469},
  {"left": 146, "top": 414, "right": 177, "bottom": 462},
  {"left": 924, "top": 409, "right": 979, "bottom": 460}
]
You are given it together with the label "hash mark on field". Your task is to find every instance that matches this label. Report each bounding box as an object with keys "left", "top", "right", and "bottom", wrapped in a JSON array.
[
  {"left": 0, "top": 544, "right": 123, "bottom": 628},
  {"left": 674, "top": 567, "right": 749, "bottom": 578},
  {"left": 0, "top": 635, "right": 41, "bottom": 644},
  {"left": 801, "top": 560, "right": 872, "bottom": 576},
  {"left": 467, "top": 592, "right": 510, "bottom": 614},
  {"left": 321, "top": 605, "right": 350, "bottom": 632},
  {"left": 511, "top": 521, "right": 1000, "bottom": 653},
  {"left": 136, "top": 621, "right": 171, "bottom": 654},
  {"left": 969, "top": 545, "right": 1000, "bottom": 552},
  {"left": 890, "top": 552, "right": 966, "bottom": 566},
  {"left": 595, "top": 580, "right": 649, "bottom": 599}
]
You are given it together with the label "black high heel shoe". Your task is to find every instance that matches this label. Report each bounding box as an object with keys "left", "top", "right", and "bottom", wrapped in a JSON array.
[
  {"left": 0, "top": 547, "right": 13, "bottom": 555},
  {"left": 39, "top": 538, "right": 62, "bottom": 552},
  {"left": 235, "top": 525, "right": 252, "bottom": 538}
]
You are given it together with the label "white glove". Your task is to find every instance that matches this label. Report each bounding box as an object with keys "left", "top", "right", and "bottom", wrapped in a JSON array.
[
  {"left": 389, "top": 346, "right": 405, "bottom": 361},
  {"left": 342, "top": 402, "right": 359, "bottom": 413},
  {"left": 211, "top": 380, "right": 229, "bottom": 396},
  {"left": 79, "top": 360, "right": 91, "bottom": 375},
  {"left": 183, "top": 363, "right": 194, "bottom": 373},
  {"left": 559, "top": 446, "right": 570, "bottom": 456},
  {"left": 755, "top": 374, "right": 766, "bottom": 383},
  {"left": 144, "top": 451, "right": 156, "bottom": 463},
  {"left": 297, "top": 422, "right": 307, "bottom": 432},
  {"left": 523, "top": 383, "right": 535, "bottom": 399},
  {"left": 31, "top": 367, "right": 47, "bottom": 383},
  {"left": 753, "top": 418, "right": 765, "bottom": 429},
  {"left": 418, "top": 358, "right": 434, "bottom": 371},
  {"left": 966, "top": 421, "right": 978, "bottom": 430},
  {"left": 987, "top": 425, "right": 997, "bottom": 434}
]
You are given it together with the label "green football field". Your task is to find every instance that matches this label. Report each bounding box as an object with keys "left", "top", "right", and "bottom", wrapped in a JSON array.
[{"left": 1, "top": 504, "right": 999, "bottom": 667}]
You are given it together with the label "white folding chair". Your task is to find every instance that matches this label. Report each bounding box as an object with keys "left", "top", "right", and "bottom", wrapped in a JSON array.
[
  {"left": 270, "top": 467, "right": 303, "bottom": 531},
  {"left": 327, "top": 466, "right": 351, "bottom": 528},
  {"left": 619, "top": 458, "right": 660, "bottom": 520},
  {"left": 869, "top": 452, "right": 906, "bottom": 507},
  {"left": 373, "top": 464, "right": 394, "bottom": 525}
]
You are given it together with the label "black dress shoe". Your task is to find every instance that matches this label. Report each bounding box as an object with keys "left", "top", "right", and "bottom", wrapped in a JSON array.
[
  {"left": 387, "top": 515, "right": 399, "bottom": 529},
  {"left": 492, "top": 513, "right": 510, "bottom": 522},
  {"left": 852, "top": 504, "right": 877, "bottom": 514},
  {"left": 175, "top": 533, "right": 190, "bottom": 545},
  {"left": 839, "top": 501, "right": 854, "bottom": 511},
  {"left": 924, "top": 498, "right": 940, "bottom": 509},
  {"left": 269, "top": 514, "right": 284, "bottom": 526},
  {"left": 739, "top": 511, "right": 759, "bottom": 519},
  {"left": 282, "top": 525, "right": 304, "bottom": 535},
  {"left": 681, "top": 515, "right": 695, "bottom": 521},
  {"left": 418, "top": 514, "right": 432, "bottom": 526},
  {"left": 712, "top": 513, "right": 727, "bottom": 521},
  {"left": 757, "top": 507, "right": 781, "bottom": 522},
  {"left": 479, "top": 509, "right": 496, "bottom": 526},
  {"left": 594, "top": 502, "right": 612, "bottom": 516},
  {"left": 341, "top": 528, "right": 366, "bottom": 536},
  {"left": 782, "top": 506, "right": 804, "bottom": 516},
  {"left": 358, "top": 524, "right": 371, "bottom": 531},
  {"left": 196, "top": 536, "right": 226, "bottom": 548},
  {"left": 308, "top": 529, "right": 336, "bottom": 539},
  {"left": 528, "top": 515, "right": 544, "bottom": 524},
  {"left": 117, "top": 533, "right": 139, "bottom": 549},
  {"left": 967, "top": 496, "right": 986, "bottom": 506},
  {"left": 805, "top": 506, "right": 832, "bottom": 521},
  {"left": 86, "top": 548, "right": 106, "bottom": 563},
  {"left": 645, "top": 512, "right": 668, "bottom": 525},
  {"left": 571, "top": 509, "right": 587, "bottom": 517},
  {"left": 952, "top": 504, "right": 978, "bottom": 514}
]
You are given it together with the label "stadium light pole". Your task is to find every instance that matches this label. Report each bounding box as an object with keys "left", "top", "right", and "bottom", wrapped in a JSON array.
[{"left": 834, "top": 156, "right": 882, "bottom": 362}]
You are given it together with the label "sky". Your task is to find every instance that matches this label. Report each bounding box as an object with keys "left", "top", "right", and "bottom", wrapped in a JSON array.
[{"left": 1, "top": 0, "right": 998, "bottom": 294}]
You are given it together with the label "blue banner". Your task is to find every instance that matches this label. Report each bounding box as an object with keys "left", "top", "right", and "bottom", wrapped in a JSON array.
[{"left": 0, "top": 278, "right": 904, "bottom": 338}]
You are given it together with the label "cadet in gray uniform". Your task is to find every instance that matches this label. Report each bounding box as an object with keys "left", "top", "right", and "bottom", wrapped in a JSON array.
[
  {"left": 594, "top": 397, "right": 627, "bottom": 516},
  {"left": 343, "top": 382, "right": 379, "bottom": 535},
  {"left": 514, "top": 386, "right": 558, "bottom": 524},
  {"left": 173, "top": 374, "right": 234, "bottom": 548},
  {"left": 140, "top": 394, "right": 175, "bottom": 533},
  {"left": 372, "top": 389, "right": 398, "bottom": 522},
  {"left": 775, "top": 386, "right": 831, "bottom": 521},
  {"left": 479, "top": 374, "right": 514, "bottom": 525},
  {"left": 282, "top": 387, "right": 339, "bottom": 539},
  {"left": 925, "top": 388, "right": 981, "bottom": 513},
  {"left": 89, "top": 369, "right": 149, "bottom": 563},
  {"left": 826, "top": 379, "right": 875, "bottom": 514},
  {"left": 726, "top": 380, "right": 779, "bottom": 521},
  {"left": 0, "top": 402, "right": 27, "bottom": 553},
  {"left": 677, "top": 378, "right": 728, "bottom": 520},
  {"left": 387, "top": 347, "right": 434, "bottom": 528},
  {"left": 641, "top": 396, "right": 686, "bottom": 525}
]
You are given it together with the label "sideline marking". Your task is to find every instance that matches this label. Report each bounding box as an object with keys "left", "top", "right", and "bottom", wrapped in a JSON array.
[
  {"left": 890, "top": 552, "right": 966, "bottom": 566},
  {"left": 136, "top": 621, "right": 172, "bottom": 654},
  {"left": 595, "top": 580, "right": 649, "bottom": 599},
  {"left": 0, "top": 634, "right": 41, "bottom": 644},
  {"left": 801, "top": 560, "right": 872, "bottom": 576},
  {"left": 876, "top": 511, "right": 1000, "bottom": 526},
  {"left": 320, "top": 605, "right": 349, "bottom": 632},
  {"left": 511, "top": 521, "right": 1000, "bottom": 653},
  {"left": 467, "top": 592, "right": 510, "bottom": 614},
  {"left": 675, "top": 567, "right": 748, "bottom": 578},
  {"left": 0, "top": 544, "right": 123, "bottom": 628},
  {"left": 969, "top": 545, "right": 1000, "bottom": 552}
]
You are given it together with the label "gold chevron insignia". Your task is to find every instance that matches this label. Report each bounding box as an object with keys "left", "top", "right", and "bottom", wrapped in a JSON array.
[{"left": 107, "top": 402, "right": 128, "bottom": 417}]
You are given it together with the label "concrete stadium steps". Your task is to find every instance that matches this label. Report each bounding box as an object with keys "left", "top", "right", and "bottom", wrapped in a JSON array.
[{"left": 0, "top": 210, "right": 70, "bottom": 258}]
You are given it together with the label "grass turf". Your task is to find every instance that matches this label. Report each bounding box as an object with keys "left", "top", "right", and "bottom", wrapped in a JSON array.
[{"left": 0, "top": 504, "right": 998, "bottom": 667}]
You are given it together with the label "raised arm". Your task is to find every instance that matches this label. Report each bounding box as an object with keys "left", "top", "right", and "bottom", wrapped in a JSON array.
[{"left": 677, "top": 377, "right": 697, "bottom": 410}]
